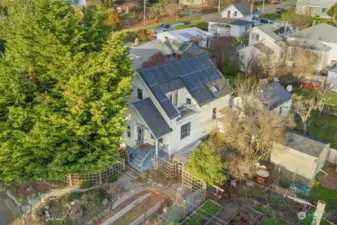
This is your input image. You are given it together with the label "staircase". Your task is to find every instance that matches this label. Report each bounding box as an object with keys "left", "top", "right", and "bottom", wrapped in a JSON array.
[{"left": 129, "top": 148, "right": 154, "bottom": 172}]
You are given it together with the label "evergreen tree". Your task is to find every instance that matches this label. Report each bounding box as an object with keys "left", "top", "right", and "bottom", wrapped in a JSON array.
[
  {"left": 327, "top": 2, "right": 337, "bottom": 19},
  {"left": 0, "top": 0, "right": 133, "bottom": 184}
]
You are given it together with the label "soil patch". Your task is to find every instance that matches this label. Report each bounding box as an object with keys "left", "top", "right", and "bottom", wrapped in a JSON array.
[{"left": 318, "top": 163, "right": 337, "bottom": 190}]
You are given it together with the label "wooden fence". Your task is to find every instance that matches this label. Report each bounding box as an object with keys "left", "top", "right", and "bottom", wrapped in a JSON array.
[{"left": 66, "top": 160, "right": 125, "bottom": 186}]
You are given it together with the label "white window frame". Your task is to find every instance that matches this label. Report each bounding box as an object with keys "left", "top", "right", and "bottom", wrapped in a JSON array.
[{"left": 180, "top": 122, "right": 191, "bottom": 140}]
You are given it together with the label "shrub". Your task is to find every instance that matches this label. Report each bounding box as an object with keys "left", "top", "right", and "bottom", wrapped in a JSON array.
[
  {"left": 94, "top": 189, "right": 110, "bottom": 206},
  {"left": 108, "top": 176, "right": 118, "bottom": 183},
  {"left": 175, "top": 21, "right": 208, "bottom": 31},
  {"left": 79, "top": 181, "right": 93, "bottom": 189},
  {"left": 140, "top": 171, "right": 149, "bottom": 181},
  {"left": 67, "top": 192, "right": 84, "bottom": 202}
]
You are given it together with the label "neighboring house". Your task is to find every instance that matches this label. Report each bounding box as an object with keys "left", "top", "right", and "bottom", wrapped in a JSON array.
[
  {"left": 239, "top": 25, "right": 286, "bottom": 70},
  {"left": 179, "top": 0, "right": 204, "bottom": 6},
  {"left": 261, "top": 81, "right": 292, "bottom": 116},
  {"left": 202, "top": 2, "right": 260, "bottom": 37},
  {"left": 67, "top": 0, "right": 87, "bottom": 6},
  {"left": 129, "top": 39, "right": 205, "bottom": 69},
  {"left": 296, "top": 0, "right": 337, "bottom": 18},
  {"left": 328, "top": 66, "right": 337, "bottom": 92},
  {"left": 157, "top": 27, "right": 213, "bottom": 48},
  {"left": 124, "top": 53, "right": 233, "bottom": 172},
  {"left": 231, "top": 81, "right": 292, "bottom": 116},
  {"left": 271, "top": 131, "right": 330, "bottom": 180},
  {"left": 288, "top": 23, "right": 337, "bottom": 69}
]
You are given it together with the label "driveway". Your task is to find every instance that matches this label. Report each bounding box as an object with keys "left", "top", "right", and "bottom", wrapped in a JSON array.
[
  {"left": 0, "top": 192, "right": 20, "bottom": 225},
  {"left": 259, "top": 1, "right": 296, "bottom": 14}
]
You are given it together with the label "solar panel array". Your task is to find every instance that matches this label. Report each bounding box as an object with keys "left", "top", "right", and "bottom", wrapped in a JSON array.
[{"left": 137, "top": 53, "right": 223, "bottom": 119}]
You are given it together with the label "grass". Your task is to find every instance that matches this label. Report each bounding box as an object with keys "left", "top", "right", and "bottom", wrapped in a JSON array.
[
  {"left": 310, "top": 184, "right": 337, "bottom": 210},
  {"left": 296, "top": 111, "right": 337, "bottom": 149},
  {"left": 183, "top": 200, "right": 222, "bottom": 225},
  {"left": 294, "top": 88, "right": 337, "bottom": 107},
  {"left": 263, "top": 8, "right": 335, "bottom": 27}
]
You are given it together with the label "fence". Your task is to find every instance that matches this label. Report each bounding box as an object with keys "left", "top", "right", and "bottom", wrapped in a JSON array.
[
  {"left": 66, "top": 160, "right": 125, "bottom": 186},
  {"left": 273, "top": 164, "right": 312, "bottom": 187},
  {"left": 327, "top": 148, "right": 337, "bottom": 165}
]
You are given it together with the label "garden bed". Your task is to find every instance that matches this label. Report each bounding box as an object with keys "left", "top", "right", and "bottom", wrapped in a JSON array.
[{"left": 182, "top": 200, "right": 222, "bottom": 225}]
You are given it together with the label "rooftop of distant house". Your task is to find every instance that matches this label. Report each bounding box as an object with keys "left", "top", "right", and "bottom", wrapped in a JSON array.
[
  {"left": 223, "top": 2, "right": 260, "bottom": 16},
  {"left": 290, "top": 23, "right": 337, "bottom": 44},
  {"left": 158, "top": 27, "right": 213, "bottom": 42},
  {"left": 296, "top": 0, "right": 337, "bottom": 7},
  {"left": 262, "top": 81, "right": 291, "bottom": 110}
]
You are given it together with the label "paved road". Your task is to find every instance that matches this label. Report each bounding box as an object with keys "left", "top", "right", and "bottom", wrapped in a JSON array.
[
  {"left": 259, "top": 1, "right": 296, "bottom": 14},
  {"left": 0, "top": 193, "right": 15, "bottom": 225}
]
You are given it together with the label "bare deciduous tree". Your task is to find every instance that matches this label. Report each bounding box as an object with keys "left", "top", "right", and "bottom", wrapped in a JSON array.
[
  {"left": 316, "top": 83, "right": 331, "bottom": 117},
  {"left": 292, "top": 94, "right": 317, "bottom": 134},
  {"left": 211, "top": 36, "right": 238, "bottom": 69}
]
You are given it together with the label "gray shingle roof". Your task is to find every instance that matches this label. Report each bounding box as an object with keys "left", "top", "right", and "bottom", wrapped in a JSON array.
[
  {"left": 133, "top": 98, "right": 172, "bottom": 139},
  {"left": 262, "top": 82, "right": 291, "bottom": 110},
  {"left": 256, "top": 25, "right": 283, "bottom": 41},
  {"left": 291, "top": 23, "right": 337, "bottom": 44},
  {"left": 229, "top": 19, "right": 254, "bottom": 26},
  {"left": 232, "top": 2, "right": 255, "bottom": 16},
  {"left": 202, "top": 14, "right": 254, "bottom": 26},
  {"left": 286, "top": 38, "right": 331, "bottom": 51},
  {"left": 285, "top": 131, "right": 329, "bottom": 158}
]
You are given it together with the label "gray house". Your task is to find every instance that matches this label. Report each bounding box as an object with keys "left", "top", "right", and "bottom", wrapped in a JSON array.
[{"left": 296, "top": 0, "right": 337, "bottom": 18}]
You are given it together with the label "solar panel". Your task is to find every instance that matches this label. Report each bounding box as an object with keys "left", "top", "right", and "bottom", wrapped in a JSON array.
[
  {"left": 191, "top": 86, "right": 213, "bottom": 104},
  {"left": 160, "top": 99, "right": 179, "bottom": 118},
  {"left": 158, "top": 66, "right": 172, "bottom": 81},
  {"left": 165, "top": 64, "right": 179, "bottom": 79},
  {"left": 179, "top": 61, "right": 191, "bottom": 74},
  {"left": 141, "top": 70, "right": 158, "bottom": 86},
  {"left": 152, "top": 85, "right": 167, "bottom": 101},
  {"left": 174, "top": 63, "right": 184, "bottom": 76},
  {"left": 152, "top": 67, "right": 166, "bottom": 83},
  {"left": 181, "top": 75, "right": 195, "bottom": 90}
]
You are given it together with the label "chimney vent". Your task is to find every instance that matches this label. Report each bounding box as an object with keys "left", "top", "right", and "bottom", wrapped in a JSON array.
[
  {"left": 226, "top": 11, "right": 230, "bottom": 20},
  {"left": 250, "top": 2, "right": 254, "bottom": 14}
]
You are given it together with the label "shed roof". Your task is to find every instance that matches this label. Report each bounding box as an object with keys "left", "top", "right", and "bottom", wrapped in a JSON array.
[
  {"left": 158, "top": 27, "right": 213, "bottom": 42},
  {"left": 256, "top": 25, "right": 283, "bottom": 41},
  {"left": 285, "top": 131, "right": 329, "bottom": 158},
  {"left": 133, "top": 98, "right": 172, "bottom": 139}
]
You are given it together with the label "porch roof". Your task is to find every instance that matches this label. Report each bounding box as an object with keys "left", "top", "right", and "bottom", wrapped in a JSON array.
[{"left": 133, "top": 98, "right": 172, "bottom": 139}]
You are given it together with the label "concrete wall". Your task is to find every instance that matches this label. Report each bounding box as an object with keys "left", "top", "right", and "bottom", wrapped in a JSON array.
[
  {"left": 271, "top": 142, "right": 318, "bottom": 180},
  {"left": 322, "top": 41, "right": 337, "bottom": 66}
]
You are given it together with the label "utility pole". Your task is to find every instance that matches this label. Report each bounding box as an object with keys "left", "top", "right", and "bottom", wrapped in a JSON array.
[
  {"left": 218, "top": 0, "right": 221, "bottom": 14},
  {"left": 143, "top": 0, "right": 147, "bottom": 27},
  {"left": 262, "top": 0, "right": 265, "bottom": 14}
]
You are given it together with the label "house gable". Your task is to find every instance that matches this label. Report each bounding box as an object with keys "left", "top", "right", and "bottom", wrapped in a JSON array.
[{"left": 221, "top": 4, "right": 245, "bottom": 19}]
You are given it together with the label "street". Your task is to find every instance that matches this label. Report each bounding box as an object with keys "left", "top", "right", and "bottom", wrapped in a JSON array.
[
  {"left": 259, "top": 1, "right": 296, "bottom": 14},
  {"left": 0, "top": 192, "right": 17, "bottom": 225}
]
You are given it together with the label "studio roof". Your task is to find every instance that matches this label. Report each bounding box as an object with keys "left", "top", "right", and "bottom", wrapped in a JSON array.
[
  {"left": 262, "top": 82, "right": 291, "bottom": 110},
  {"left": 290, "top": 23, "right": 337, "bottom": 44}
]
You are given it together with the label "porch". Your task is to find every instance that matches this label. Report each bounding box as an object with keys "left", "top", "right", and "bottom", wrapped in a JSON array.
[{"left": 127, "top": 143, "right": 169, "bottom": 172}]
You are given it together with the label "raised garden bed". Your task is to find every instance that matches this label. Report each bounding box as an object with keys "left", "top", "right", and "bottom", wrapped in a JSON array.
[{"left": 182, "top": 200, "right": 222, "bottom": 225}]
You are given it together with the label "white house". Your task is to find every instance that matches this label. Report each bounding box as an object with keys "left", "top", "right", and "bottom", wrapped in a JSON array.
[
  {"left": 202, "top": 2, "right": 260, "bottom": 37},
  {"left": 157, "top": 27, "right": 213, "bottom": 48},
  {"left": 124, "top": 53, "right": 233, "bottom": 172},
  {"left": 288, "top": 23, "right": 337, "bottom": 69},
  {"left": 295, "top": 0, "right": 337, "bottom": 18},
  {"left": 271, "top": 131, "right": 330, "bottom": 180}
]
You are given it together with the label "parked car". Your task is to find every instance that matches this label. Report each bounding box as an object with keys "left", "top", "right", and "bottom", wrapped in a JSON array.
[
  {"left": 154, "top": 23, "right": 171, "bottom": 34},
  {"left": 260, "top": 18, "right": 273, "bottom": 24},
  {"left": 277, "top": 7, "right": 287, "bottom": 13},
  {"left": 269, "top": 0, "right": 280, "bottom": 4}
]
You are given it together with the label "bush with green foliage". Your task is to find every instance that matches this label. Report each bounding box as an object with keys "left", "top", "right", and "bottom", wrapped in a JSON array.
[
  {"left": 175, "top": 21, "right": 208, "bottom": 31},
  {"left": 80, "top": 181, "right": 94, "bottom": 189},
  {"left": 327, "top": 2, "right": 337, "bottom": 18},
  {"left": 140, "top": 171, "right": 150, "bottom": 181}
]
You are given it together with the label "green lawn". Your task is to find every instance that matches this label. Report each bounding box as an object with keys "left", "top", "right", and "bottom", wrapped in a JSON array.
[
  {"left": 296, "top": 111, "right": 337, "bottom": 149},
  {"left": 183, "top": 200, "right": 222, "bottom": 225},
  {"left": 263, "top": 8, "right": 335, "bottom": 27},
  {"left": 294, "top": 88, "right": 337, "bottom": 107}
]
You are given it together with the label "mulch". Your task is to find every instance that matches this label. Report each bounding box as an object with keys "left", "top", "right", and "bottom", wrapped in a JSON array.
[{"left": 318, "top": 163, "right": 337, "bottom": 190}]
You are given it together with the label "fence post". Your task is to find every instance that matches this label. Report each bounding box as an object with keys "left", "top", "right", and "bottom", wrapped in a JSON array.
[
  {"left": 203, "top": 182, "right": 207, "bottom": 201},
  {"left": 99, "top": 171, "right": 103, "bottom": 185},
  {"left": 183, "top": 200, "right": 187, "bottom": 218},
  {"left": 68, "top": 174, "right": 73, "bottom": 186}
]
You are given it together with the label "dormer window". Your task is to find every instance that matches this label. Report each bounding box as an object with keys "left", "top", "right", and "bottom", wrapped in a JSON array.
[
  {"left": 210, "top": 86, "right": 218, "bottom": 93},
  {"left": 234, "top": 11, "right": 237, "bottom": 16}
]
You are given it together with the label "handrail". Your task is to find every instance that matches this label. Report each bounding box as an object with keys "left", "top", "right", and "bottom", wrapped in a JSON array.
[{"left": 140, "top": 148, "right": 155, "bottom": 167}]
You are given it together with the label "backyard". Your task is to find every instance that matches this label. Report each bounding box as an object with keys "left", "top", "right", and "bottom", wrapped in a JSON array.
[
  {"left": 296, "top": 110, "right": 337, "bottom": 149},
  {"left": 182, "top": 200, "right": 222, "bottom": 225}
]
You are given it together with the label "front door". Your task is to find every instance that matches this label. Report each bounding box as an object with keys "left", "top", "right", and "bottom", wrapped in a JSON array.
[{"left": 137, "top": 126, "right": 144, "bottom": 143}]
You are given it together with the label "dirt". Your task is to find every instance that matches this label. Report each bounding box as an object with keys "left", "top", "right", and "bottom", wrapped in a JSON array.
[
  {"left": 112, "top": 193, "right": 166, "bottom": 225},
  {"left": 318, "top": 163, "right": 337, "bottom": 190}
]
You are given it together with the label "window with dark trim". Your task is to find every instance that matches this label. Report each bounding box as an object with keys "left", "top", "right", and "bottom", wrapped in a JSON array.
[
  {"left": 180, "top": 122, "right": 191, "bottom": 140},
  {"left": 137, "top": 88, "right": 143, "bottom": 99},
  {"left": 186, "top": 98, "right": 192, "bottom": 105},
  {"left": 127, "top": 125, "right": 131, "bottom": 138}
]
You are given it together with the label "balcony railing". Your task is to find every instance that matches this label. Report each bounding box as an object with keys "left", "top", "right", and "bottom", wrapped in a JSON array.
[{"left": 176, "top": 104, "right": 198, "bottom": 121}]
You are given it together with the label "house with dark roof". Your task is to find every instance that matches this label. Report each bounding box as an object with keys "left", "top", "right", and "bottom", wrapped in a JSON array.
[
  {"left": 262, "top": 81, "right": 292, "bottom": 116},
  {"left": 271, "top": 131, "right": 330, "bottom": 180},
  {"left": 124, "top": 53, "right": 233, "bottom": 172},
  {"left": 296, "top": 0, "right": 337, "bottom": 18},
  {"left": 202, "top": 2, "right": 260, "bottom": 37}
]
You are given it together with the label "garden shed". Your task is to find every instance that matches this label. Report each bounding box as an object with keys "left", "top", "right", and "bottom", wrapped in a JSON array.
[{"left": 271, "top": 132, "right": 330, "bottom": 180}]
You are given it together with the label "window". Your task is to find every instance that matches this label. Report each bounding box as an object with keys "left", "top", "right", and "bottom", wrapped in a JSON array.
[
  {"left": 322, "top": 8, "right": 327, "bottom": 13},
  {"left": 212, "top": 108, "right": 217, "bottom": 120},
  {"left": 159, "top": 138, "right": 163, "bottom": 143},
  {"left": 180, "top": 122, "right": 191, "bottom": 140},
  {"left": 245, "top": 25, "right": 249, "bottom": 32},
  {"left": 234, "top": 11, "right": 237, "bottom": 16},
  {"left": 186, "top": 98, "right": 192, "bottom": 105},
  {"left": 137, "top": 127, "right": 143, "bottom": 142},
  {"left": 127, "top": 125, "right": 131, "bottom": 138},
  {"left": 279, "top": 106, "right": 283, "bottom": 116},
  {"left": 137, "top": 88, "right": 143, "bottom": 100},
  {"left": 210, "top": 86, "right": 218, "bottom": 93},
  {"left": 255, "top": 34, "right": 260, "bottom": 41}
]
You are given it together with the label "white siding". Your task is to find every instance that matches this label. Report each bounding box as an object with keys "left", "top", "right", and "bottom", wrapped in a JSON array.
[
  {"left": 322, "top": 41, "right": 337, "bottom": 65},
  {"left": 221, "top": 5, "right": 245, "bottom": 19},
  {"left": 271, "top": 143, "right": 318, "bottom": 180},
  {"left": 270, "top": 99, "right": 292, "bottom": 116}
]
